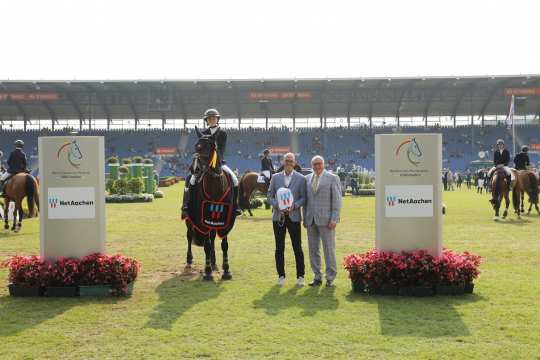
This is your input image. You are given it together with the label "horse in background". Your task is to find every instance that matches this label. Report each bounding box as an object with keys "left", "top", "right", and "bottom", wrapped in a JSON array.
[
  {"left": 2, "top": 173, "right": 40, "bottom": 232},
  {"left": 238, "top": 172, "right": 269, "bottom": 216},
  {"left": 489, "top": 167, "right": 511, "bottom": 220},
  {"left": 512, "top": 170, "right": 540, "bottom": 217}
]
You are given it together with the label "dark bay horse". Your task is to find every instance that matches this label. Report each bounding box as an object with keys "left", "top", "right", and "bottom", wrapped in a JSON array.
[
  {"left": 2, "top": 173, "right": 40, "bottom": 232},
  {"left": 184, "top": 127, "right": 235, "bottom": 281},
  {"left": 238, "top": 172, "right": 269, "bottom": 216},
  {"left": 513, "top": 170, "right": 540, "bottom": 216},
  {"left": 489, "top": 167, "right": 511, "bottom": 220}
]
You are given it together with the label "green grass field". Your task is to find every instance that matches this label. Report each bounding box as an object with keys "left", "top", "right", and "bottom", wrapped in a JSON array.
[{"left": 1, "top": 184, "right": 539, "bottom": 359}]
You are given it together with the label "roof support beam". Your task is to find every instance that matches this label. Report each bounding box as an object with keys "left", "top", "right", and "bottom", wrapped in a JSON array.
[
  {"left": 85, "top": 84, "right": 112, "bottom": 122},
  {"left": 478, "top": 79, "right": 511, "bottom": 117},
  {"left": 395, "top": 80, "right": 419, "bottom": 128},
  {"left": 423, "top": 80, "right": 448, "bottom": 127}
]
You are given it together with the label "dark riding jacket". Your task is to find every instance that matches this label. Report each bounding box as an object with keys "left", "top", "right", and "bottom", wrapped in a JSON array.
[
  {"left": 494, "top": 149, "right": 510, "bottom": 166},
  {"left": 513, "top": 152, "right": 530, "bottom": 170},
  {"left": 202, "top": 126, "right": 227, "bottom": 164},
  {"left": 7, "top": 148, "right": 27, "bottom": 174},
  {"left": 261, "top": 156, "right": 274, "bottom": 173}
]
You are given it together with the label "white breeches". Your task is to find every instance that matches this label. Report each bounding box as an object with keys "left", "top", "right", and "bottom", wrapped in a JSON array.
[
  {"left": 488, "top": 166, "right": 515, "bottom": 181},
  {"left": 262, "top": 170, "right": 271, "bottom": 179},
  {"left": 222, "top": 165, "right": 239, "bottom": 186},
  {"left": 190, "top": 164, "right": 239, "bottom": 186}
]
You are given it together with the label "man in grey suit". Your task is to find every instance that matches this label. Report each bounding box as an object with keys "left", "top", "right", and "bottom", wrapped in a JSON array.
[
  {"left": 267, "top": 152, "right": 307, "bottom": 287},
  {"left": 303, "top": 155, "right": 342, "bottom": 287}
]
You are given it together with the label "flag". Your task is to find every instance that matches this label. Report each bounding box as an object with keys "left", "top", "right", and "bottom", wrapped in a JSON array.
[{"left": 506, "top": 95, "right": 515, "bottom": 130}]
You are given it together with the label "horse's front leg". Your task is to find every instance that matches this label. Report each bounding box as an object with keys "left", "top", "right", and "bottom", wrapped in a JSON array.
[
  {"left": 3, "top": 201, "right": 8, "bottom": 230},
  {"left": 210, "top": 237, "right": 218, "bottom": 272},
  {"left": 185, "top": 227, "right": 193, "bottom": 270},
  {"left": 521, "top": 193, "right": 525, "bottom": 214},
  {"left": 11, "top": 203, "right": 17, "bottom": 231},
  {"left": 221, "top": 237, "right": 232, "bottom": 280},
  {"left": 15, "top": 203, "right": 23, "bottom": 232},
  {"left": 202, "top": 237, "right": 213, "bottom": 281},
  {"left": 502, "top": 193, "right": 510, "bottom": 219}
]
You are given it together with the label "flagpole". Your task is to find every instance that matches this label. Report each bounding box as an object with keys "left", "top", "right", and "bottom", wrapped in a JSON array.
[{"left": 512, "top": 95, "right": 516, "bottom": 156}]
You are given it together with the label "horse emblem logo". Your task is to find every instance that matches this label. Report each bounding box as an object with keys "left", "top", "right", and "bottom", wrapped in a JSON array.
[
  {"left": 57, "top": 140, "right": 83, "bottom": 168},
  {"left": 395, "top": 137, "right": 422, "bottom": 167}
]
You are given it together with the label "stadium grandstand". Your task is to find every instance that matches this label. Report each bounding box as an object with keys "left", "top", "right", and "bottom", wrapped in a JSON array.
[{"left": 1, "top": 75, "right": 540, "bottom": 176}]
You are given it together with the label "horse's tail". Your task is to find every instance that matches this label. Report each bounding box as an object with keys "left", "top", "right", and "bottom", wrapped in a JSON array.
[
  {"left": 238, "top": 174, "right": 249, "bottom": 210},
  {"left": 25, "top": 174, "right": 38, "bottom": 217},
  {"left": 527, "top": 171, "right": 539, "bottom": 204}
]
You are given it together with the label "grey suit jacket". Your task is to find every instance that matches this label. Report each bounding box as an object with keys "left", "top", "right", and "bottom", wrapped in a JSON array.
[
  {"left": 267, "top": 170, "right": 307, "bottom": 222},
  {"left": 303, "top": 170, "right": 342, "bottom": 227}
]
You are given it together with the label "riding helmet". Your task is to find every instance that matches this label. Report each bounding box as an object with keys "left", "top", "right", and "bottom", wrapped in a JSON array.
[
  {"left": 14, "top": 140, "right": 24, "bottom": 148},
  {"left": 496, "top": 139, "right": 505, "bottom": 145},
  {"left": 203, "top": 108, "right": 220, "bottom": 121},
  {"left": 522, "top": 145, "right": 529, "bottom": 152},
  {"left": 263, "top": 149, "right": 270, "bottom": 155}
]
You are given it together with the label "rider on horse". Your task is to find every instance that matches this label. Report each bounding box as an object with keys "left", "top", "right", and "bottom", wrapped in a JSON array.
[
  {"left": 181, "top": 108, "right": 242, "bottom": 218},
  {"left": 0, "top": 140, "right": 28, "bottom": 195},
  {"left": 261, "top": 148, "right": 275, "bottom": 186},
  {"left": 513, "top": 145, "right": 530, "bottom": 171},
  {"left": 487, "top": 139, "right": 515, "bottom": 189}
]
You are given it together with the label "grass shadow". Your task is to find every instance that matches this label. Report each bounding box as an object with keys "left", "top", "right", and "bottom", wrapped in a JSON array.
[
  {"left": 144, "top": 273, "right": 224, "bottom": 331},
  {"left": 0, "top": 294, "right": 129, "bottom": 337},
  {"left": 346, "top": 292, "right": 485, "bottom": 338},
  {"left": 253, "top": 285, "right": 339, "bottom": 316}
]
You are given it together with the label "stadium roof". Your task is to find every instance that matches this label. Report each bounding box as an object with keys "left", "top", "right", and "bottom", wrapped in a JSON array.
[{"left": 1, "top": 75, "right": 539, "bottom": 125}]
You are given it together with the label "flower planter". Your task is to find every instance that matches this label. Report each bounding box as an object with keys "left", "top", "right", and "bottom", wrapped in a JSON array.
[
  {"left": 8, "top": 284, "right": 42, "bottom": 297},
  {"left": 112, "top": 282, "right": 135, "bottom": 296},
  {"left": 369, "top": 285, "right": 399, "bottom": 296},
  {"left": 464, "top": 283, "right": 474, "bottom": 294},
  {"left": 398, "top": 286, "right": 435, "bottom": 297},
  {"left": 44, "top": 286, "right": 79, "bottom": 297},
  {"left": 79, "top": 285, "right": 112, "bottom": 297},
  {"left": 436, "top": 284, "right": 465, "bottom": 296},
  {"left": 351, "top": 279, "right": 365, "bottom": 293}
]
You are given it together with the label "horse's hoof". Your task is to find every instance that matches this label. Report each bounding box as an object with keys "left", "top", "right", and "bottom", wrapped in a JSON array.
[
  {"left": 221, "top": 272, "right": 233, "bottom": 280},
  {"left": 184, "top": 264, "right": 193, "bottom": 271},
  {"left": 202, "top": 274, "right": 213, "bottom": 281},
  {"left": 493, "top": 216, "right": 500, "bottom": 221}
]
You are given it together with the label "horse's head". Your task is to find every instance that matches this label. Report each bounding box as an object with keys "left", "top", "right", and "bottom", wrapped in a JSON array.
[
  {"left": 69, "top": 140, "right": 83, "bottom": 161},
  {"left": 193, "top": 127, "right": 221, "bottom": 176},
  {"left": 406, "top": 138, "right": 422, "bottom": 166}
]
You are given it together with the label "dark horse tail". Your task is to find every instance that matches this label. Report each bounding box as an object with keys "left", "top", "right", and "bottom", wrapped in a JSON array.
[
  {"left": 238, "top": 174, "right": 250, "bottom": 210},
  {"left": 25, "top": 174, "right": 39, "bottom": 218},
  {"left": 527, "top": 172, "right": 539, "bottom": 204}
]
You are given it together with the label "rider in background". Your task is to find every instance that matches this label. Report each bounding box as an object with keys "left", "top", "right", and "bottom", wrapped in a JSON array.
[
  {"left": 0, "top": 140, "right": 27, "bottom": 195},
  {"left": 261, "top": 148, "right": 275, "bottom": 185},
  {"left": 513, "top": 145, "right": 530, "bottom": 171},
  {"left": 487, "top": 139, "right": 514, "bottom": 188}
]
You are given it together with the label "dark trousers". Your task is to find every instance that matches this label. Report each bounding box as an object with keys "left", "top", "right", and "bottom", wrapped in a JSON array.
[{"left": 273, "top": 217, "right": 305, "bottom": 279}]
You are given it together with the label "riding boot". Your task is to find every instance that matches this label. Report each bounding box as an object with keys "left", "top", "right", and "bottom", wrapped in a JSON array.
[
  {"left": 0, "top": 180, "right": 4, "bottom": 195},
  {"left": 233, "top": 185, "right": 242, "bottom": 216},
  {"left": 181, "top": 177, "right": 192, "bottom": 219}
]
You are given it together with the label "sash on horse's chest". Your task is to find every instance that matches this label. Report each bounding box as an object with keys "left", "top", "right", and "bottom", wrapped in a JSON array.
[
  {"left": 185, "top": 171, "right": 236, "bottom": 239},
  {"left": 201, "top": 201, "right": 231, "bottom": 228}
]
